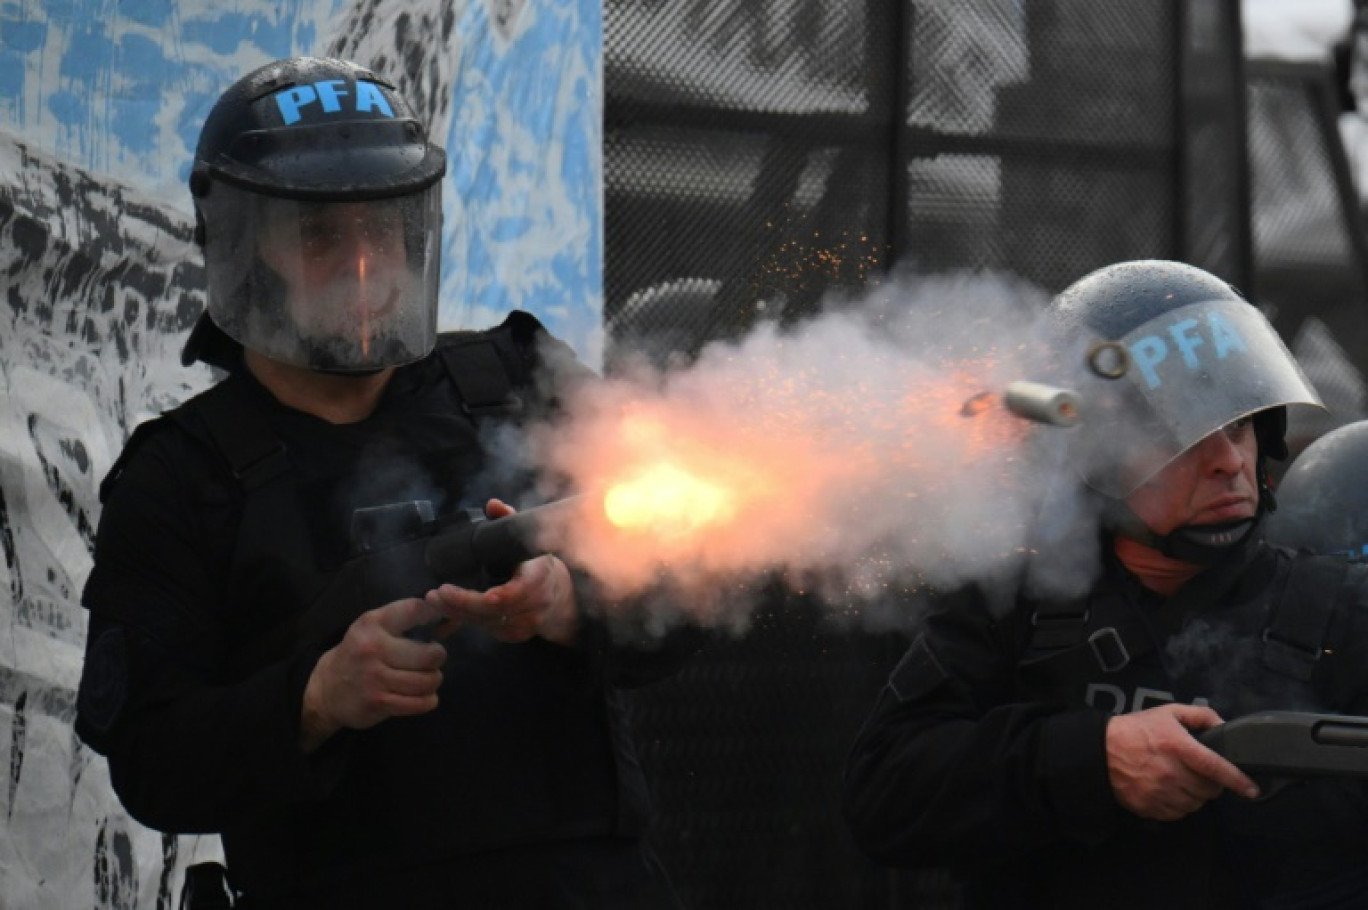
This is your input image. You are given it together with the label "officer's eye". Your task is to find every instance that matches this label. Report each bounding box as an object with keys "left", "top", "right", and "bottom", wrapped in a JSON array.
[
  {"left": 1222, "top": 415, "right": 1255, "bottom": 440},
  {"left": 296, "top": 209, "right": 335, "bottom": 256}
]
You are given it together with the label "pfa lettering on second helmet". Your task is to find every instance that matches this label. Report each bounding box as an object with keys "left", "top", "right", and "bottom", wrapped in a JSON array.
[
  {"left": 188, "top": 57, "right": 446, "bottom": 372},
  {"left": 1046, "top": 260, "right": 1323, "bottom": 500}
]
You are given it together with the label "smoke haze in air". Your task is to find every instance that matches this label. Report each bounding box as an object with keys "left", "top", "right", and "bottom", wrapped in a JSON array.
[{"left": 524, "top": 269, "right": 1109, "bottom": 630}]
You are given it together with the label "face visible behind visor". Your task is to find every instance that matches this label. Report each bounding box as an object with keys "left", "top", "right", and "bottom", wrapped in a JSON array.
[
  {"left": 200, "top": 184, "right": 440, "bottom": 371},
  {"left": 1047, "top": 260, "right": 1323, "bottom": 499},
  {"left": 190, "top": 57, "right": 446, "bottom": 372}
]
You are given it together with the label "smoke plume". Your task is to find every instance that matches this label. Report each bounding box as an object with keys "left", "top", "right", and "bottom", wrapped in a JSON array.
[{"left": 521, "top": 269, "right": 1110, "bottom": 630}]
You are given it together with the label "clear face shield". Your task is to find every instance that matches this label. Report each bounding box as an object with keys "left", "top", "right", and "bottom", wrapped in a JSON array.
[
  {"left": 201, "top": 182, "right": 441, "bottom": 372},
  {"left": 1064, "top": 296, "right": 1323, "bottom": 497}
]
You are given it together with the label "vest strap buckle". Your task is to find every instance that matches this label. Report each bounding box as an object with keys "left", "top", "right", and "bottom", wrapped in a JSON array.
[
  {"left": 1029, "top": 608, "right": 1090, "bottom": 651},
  {"left": 1088, "top": 626, "right": 1130, "bottom": 673}
]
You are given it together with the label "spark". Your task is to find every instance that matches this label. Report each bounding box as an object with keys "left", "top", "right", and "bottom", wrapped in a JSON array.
[{"left": 359, "top": 255, "right": 370, "bottom": 358}]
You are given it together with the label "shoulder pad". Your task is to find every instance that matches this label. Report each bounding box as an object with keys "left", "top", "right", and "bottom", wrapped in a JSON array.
[
  {"left": 499, "top": 309, "right": 549, "bottom": 346},
  {"left": 98, "top": 380, "right": 246, "bottom": 503},
  {"left": 99, "top": 414, "right": 179, "bottom": 504},
  {"left": 434, "top": 311, "right": 592, "bottom": 417},
  {"left": 434, "top": 310, "right": 547, "bottom": 350}
]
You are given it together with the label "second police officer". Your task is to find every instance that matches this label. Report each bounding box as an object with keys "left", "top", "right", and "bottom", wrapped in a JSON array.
[{"left": 845, "top": 260, "right": 1368, "bottom": 909}]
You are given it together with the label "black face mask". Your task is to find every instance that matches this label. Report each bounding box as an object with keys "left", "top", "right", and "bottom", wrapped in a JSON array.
[{"left": 1150, "top": 517, "right": 1260, "bottom": 565}]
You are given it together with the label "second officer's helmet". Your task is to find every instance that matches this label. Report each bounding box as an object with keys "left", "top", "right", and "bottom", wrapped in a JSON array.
[
  {"left": 1264, "top": 420, "right": 1368, "bottom": 561},
  {"left": 185, "top": 57, "right": 446, "bottom": 373},
  {"left": 1047, "top": 260, "right": 1323, "bottom": 502}
]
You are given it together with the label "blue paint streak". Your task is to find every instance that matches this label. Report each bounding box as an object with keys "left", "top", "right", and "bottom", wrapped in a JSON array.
[
  {"left": 180, "top": 15, "right": 244, "bottom": 55},
  {"left": 550, "top": 251, "right": 583, "bottom": 301},
  {"left": 116, "top": 33, "right": 168, "bottom": 94},
  {"left": 180, "top": 10, "right": 297, "bottom": 58},
  {"left": 0, "top": 65, "right": 21, "bottom": 102},
  {"left": 246, "top": 13, "right": 295, "bottom": 58},
  {"left": 48, "top": 89, "right": 85, "bottom": 129},
  {"left": 294, "top": 21, "right": 317, "bottom": 54},
  {"left": 0, "top": 19, "right": 43, "bottom": 102},
  {"left": 490, "top": 217, "right": 532, "bottom": 243},
  {"left": 2, "top": 20, "right": 46, "bottom": 53},
  {"left": 58, "top": 19, "right": 114, "bottom": 88},
  {"left": 109, "top": 34, "right": 167, "bottom": 155},
  {"left": 468, "top": 234, "right": 494, "bottom": 290},
  {"left": 37, "top": 0, "right": 80, "bottom": 19},
  {"left": 119, "top": 0, "right": 174, "bottom": 29},
  {"left": 179, "top": 11, "right": 301, "bottom": 82},
  {"left": 561, "top": 88, "right": 595, "bottom": 213}
]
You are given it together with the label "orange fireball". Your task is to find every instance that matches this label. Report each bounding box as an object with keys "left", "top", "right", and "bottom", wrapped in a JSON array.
[{"left": 603, "top": 463, "right": 737, "bottom": 537}]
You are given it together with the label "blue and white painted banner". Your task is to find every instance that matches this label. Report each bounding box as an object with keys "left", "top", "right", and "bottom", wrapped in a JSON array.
[{"left": 0, "top": 2, "right": 601, "bottom": 905}]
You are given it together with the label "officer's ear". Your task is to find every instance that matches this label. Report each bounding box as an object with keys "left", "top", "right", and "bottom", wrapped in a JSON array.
[{"left": 75, "top": 627, "right": 130, "bottom": 752}]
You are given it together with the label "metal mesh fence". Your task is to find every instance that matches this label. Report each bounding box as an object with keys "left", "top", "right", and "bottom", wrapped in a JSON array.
[
  {"left": 604, "top": 2, "right": 1249, "bottom": 907},
  {"left": 626, "top": 596, "right": 903, "bottom": 910},
  {"left": 1182, "top": 0, "right": 1252, "bottom": 283},
  {"left": 900, "top": 0, "right": 1179, "bottom": 288},
  {"left": 604, "top": 0, "right": 898, "bottom": 368},
  {"left": 899, "top": 0, "right": 1248, "bottom": 291},
  {"left": 1246, "top": 60, "right": 1368, "bottom": 456},
  {"left": 605, "top": 5, "right": 906, "bottom": 902}
]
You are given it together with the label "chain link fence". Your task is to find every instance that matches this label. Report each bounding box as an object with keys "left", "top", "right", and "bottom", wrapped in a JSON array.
[
  {"left": 604, "top": 2, "right": 1364, "bottom": 907},
  {"left": 1246, "top": 59, "right": 1368, "bottom": 458}
]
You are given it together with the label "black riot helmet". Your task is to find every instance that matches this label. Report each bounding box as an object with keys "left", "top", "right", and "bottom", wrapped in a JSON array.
[
  {"left": 1047, "top": 260, "right": 1323, "bottom": 562},
  {"left": 184, "top": 57, "right": 446, "bottom": 373},
  {"left": 1264, "top": 421, "right": 1368, "bottom": 561}
]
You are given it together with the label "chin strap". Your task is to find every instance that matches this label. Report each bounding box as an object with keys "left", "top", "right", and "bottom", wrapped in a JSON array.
[
  {"left": 315, "top": 365, "right": 388, "bottom": 377},
  {"left": 1106, "top": 456, "right": 1277, "bottom": 567}
]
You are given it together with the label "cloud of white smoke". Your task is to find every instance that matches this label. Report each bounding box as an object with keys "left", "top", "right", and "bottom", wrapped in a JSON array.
[{"left": 524, "top": 269, "right": 1109, "bottom": 630}]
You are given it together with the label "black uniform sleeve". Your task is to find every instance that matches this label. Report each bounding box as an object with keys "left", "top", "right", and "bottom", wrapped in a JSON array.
[
  {"left": 843, "top": 587, "right": 1122, "bottom": 868},
  {"left": 76, "top": 425, "right": 349, "bottom": 834}
]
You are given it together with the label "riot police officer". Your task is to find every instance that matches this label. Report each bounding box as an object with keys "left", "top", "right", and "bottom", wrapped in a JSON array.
[
  {"left": 844, "top": 260, "right": 1368, "bottom": 909},
  {"left": 76, "top": 57, "right": 690, "bottom": 909}
]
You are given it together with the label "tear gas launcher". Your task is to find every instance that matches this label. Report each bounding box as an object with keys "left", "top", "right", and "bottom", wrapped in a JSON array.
[
  {"left": 1198, "top": 711, "right": 1368, "bottom": 785},
  {"left": 322, "top": 495, "right": 584, "bottom": 636},
  {"left": 231, "top": 496, "right": 581, "bottom": 673}
]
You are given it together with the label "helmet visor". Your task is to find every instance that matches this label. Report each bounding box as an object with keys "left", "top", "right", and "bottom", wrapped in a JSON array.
[
  {"left": 1072, "top": 296, "right": 1323, "bottom": 495},
  {"left": 202, "top": 182, "right": 440, "bottom": 371}
]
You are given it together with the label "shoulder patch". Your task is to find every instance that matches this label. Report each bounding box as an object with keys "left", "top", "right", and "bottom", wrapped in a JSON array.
[{"left": 77, "top": 627, "right": 129, "bottom": 738}]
